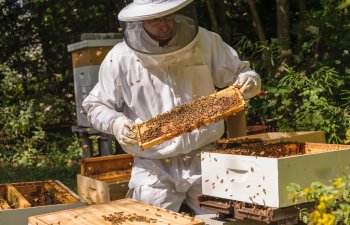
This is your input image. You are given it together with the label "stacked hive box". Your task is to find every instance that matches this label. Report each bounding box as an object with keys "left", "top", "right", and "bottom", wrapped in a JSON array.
[{"left": 77, "top": 154, "right": 134, "bottom": 204}]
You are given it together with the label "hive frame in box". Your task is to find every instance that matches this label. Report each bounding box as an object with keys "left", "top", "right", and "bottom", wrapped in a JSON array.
[
  {"left": 201, "top": 142, "right": 350, "bottom": 208},
  {"left": 77, "top": 154, "right": 134, "bottom": 204},
  {"left": 0, "top": 180, "right": 84, "bottom": 225},
  {"left": 135, "top": 86, "right": 246, "bottom": 150}
]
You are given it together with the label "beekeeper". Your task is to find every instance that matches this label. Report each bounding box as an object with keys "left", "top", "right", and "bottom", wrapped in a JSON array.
[{"left": 82, "top": 0, "right": 261, "bottom": 214}]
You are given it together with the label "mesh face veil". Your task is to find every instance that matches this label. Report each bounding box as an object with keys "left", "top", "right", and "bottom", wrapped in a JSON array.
[{"left": 119, "top": 1, "right": 198, "bottom": 55}]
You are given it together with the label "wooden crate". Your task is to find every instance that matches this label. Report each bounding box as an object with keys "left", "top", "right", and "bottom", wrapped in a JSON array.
[
  {"left": 202, "top": 142, "right": 350, "bottom": 208},
  {"left": 29, "top": 198, "right": 204, "bottom": 225},
  {"left": 77, "top": 154, "right": 134, "bottom": 204},
  {"left": 0, "top": 180, "right": 84, "bottom": 225},
  {"left": 136, "top": 86, "right": 246, "bottom": 150}
]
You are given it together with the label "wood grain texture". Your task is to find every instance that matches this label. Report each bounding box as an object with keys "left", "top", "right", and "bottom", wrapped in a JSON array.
[{"left": 29, "top": 198, "right": 204, "bottom": 225}]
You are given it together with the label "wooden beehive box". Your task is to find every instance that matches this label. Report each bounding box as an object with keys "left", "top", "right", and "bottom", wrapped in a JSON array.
[
  {"left": 77, "top": 154, "right": 134, "bottom": 204},
  {"left": 136, "top": 86, "right": 246, "bottom": 150},
  {"left": 202, "top": 142, "right": 350, "bottom": 208},
  {"left": 28, "top": 198, "right": 204, "bottom": 225},
  {"left": 0, "top": 180, "right": 84, "bottom": 225}
]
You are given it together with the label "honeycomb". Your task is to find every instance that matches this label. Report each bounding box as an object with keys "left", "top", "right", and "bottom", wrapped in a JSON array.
[{"left": 136, "top": 87, "right": 246, "bottom": 150}]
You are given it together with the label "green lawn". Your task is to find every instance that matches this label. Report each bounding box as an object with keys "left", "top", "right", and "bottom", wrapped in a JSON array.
[{"left": 0, "top": 163, "right": 80, "bottom": 193}]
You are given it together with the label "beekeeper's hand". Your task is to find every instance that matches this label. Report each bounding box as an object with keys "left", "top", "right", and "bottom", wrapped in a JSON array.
[
  {"left": 233, "top": 73, "right": 261, "bottom": 99},
  {"left": 112, "top": 115, "right": 138, "bottom": 146}
]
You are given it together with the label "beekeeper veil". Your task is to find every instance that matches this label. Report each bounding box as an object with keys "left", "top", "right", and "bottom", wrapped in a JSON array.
[{"left": 118, "top": 0, "right": 198, "bottom": 55}]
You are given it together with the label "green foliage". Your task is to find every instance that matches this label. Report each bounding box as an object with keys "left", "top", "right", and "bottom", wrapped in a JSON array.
[
  {"left": 265, "top": 65, "right": 349, "bottom": 143},
  {"left": 0, "top": 0, "right": 110, "bottom": 166},
  {"left": 232, "top": 0, "right": 350, "bottom": 143},
  {"left": 0, "top": 164, "right": 80, "bottom": 193},
  {"left": 288, "top": 173, "right": 350, "bottom": 224},
  {"left": 0, "top": 63, "right": 82, "bottom": 166}
]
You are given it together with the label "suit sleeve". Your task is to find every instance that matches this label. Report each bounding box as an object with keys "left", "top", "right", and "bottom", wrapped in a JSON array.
[{"left": 210, "top": 32, "right": 261, "bottom": 97}]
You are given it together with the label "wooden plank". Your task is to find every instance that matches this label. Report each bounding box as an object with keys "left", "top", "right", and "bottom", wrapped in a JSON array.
[
  {"left": 0, "top": 195, "right": 11, "bottom": 210},
  {"left": 136, "top": 86, "right": 246, "bottom": 150},
  {"left": 80, "top": 154, "right": 134, "bottom": 176},
  {"left": 6, "top": 184, "right": 31, "bottom": 208},
  {"left": 305, "top": 142, "right": 350, "bottom": 154},
  {"left": 77, "top": 174, "right": 111, "bottom": 204},
  {"left": 235, "top": 131, "right": 326, "bottom": 144},
  {"left": 29, "top": 198, "right": 204, "bottom": 225},
  {"left": 0, "top": 186, "right": 11, "bottom": 210}
]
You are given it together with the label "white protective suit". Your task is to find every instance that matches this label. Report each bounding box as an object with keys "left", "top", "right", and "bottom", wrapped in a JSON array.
[{"left": 82, "top": 26, "right": 261, "bottom": 213}]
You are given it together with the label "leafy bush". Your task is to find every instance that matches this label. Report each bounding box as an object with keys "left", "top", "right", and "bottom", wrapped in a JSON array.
[
  {"left": 288, "top": 173, "right": 350, "bottom": 224},
  {"left": 263, "top": 65, "right": 349, "bottom": 143}
]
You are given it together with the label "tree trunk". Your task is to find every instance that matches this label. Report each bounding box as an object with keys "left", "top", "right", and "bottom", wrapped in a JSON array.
[
  {"left": 247, "top": 0, "right": 266, "bottom": 42},
  {"left": 276, "top": 0, "right": 292, "bottom": 64},
  {"left": 206, "top": 0, "right": 231, "bottom": 43},
  {"left": 206, "top": 0, "right": 219, "bottom": 34},
  {"left": 215, "top": 0, "right": 231, "bottom": 43},
  {"left": 276, "top": 0, "right": 290, "bottom": 40},
  {"left": 295, "top": 0, "right": 306, "bottom": 54}
]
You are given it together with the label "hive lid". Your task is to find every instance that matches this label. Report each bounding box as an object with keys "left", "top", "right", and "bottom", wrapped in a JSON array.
[{"left": 67, "top": 39, "right": 122, "bottom": 52}]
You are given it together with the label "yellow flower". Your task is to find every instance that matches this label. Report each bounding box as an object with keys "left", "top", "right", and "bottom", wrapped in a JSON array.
[
  {"left": 320, "top": 196, "right": 326, "bottom": 202},
  {"left": 318, "top": 213, "right": 335, "bottom": 225},
  {"left": 333, "top": 177, "right": 344, "bottom": 189},
  {"left": 317, "top": 202, "right": 327, "bottom": 212},
  {"left": 310, "top": 210, "right": 321, "bottom": 221},
  {"left": 303, "top": 188, "right": 311, "bottom": 196}
]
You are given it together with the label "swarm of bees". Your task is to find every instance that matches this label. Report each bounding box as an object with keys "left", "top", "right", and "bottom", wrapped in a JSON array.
[
  {"left": 102, "top": 212, "right": 157, "bottom": 224},
  {"left": 213, "top": 142, "right": 305, "bottom": 158}
]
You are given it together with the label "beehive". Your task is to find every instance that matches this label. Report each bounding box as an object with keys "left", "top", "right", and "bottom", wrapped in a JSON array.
[
  {"left": 136, "top": 86, "right": 246, "bottom": 149},
  {"left": 202, "top": 142, "right": 350, "bottom": 208},
  {"left": 28, "top": 198, "right": 204, "bottom": 225},
  {"left": 0, "top": 180, "right": 84, "bottom": 225},
  {"left": 77, "top": 154, "right": 133, "bottom": 204}
]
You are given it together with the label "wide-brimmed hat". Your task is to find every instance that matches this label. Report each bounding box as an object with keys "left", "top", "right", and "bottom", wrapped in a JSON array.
[{"left": 118, "top": 0, "right": 193, "bottom": 21}]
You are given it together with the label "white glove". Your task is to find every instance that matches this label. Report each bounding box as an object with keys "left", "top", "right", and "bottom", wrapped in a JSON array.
[
  {"left": 112, "top": 116, "right": 138, "bottom": 146},
  {"left": 233, "top": 73, "right": 261, "bottom": 99}
]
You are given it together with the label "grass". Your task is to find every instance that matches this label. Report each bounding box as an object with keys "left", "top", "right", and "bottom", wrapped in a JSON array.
[{"left": 0, "top": 163, "right": 80, "bottom": 193}]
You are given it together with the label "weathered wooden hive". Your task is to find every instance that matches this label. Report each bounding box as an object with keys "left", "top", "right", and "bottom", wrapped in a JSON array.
[{"left": 77, "top": 154, "right": 133, "bottom": 204}]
